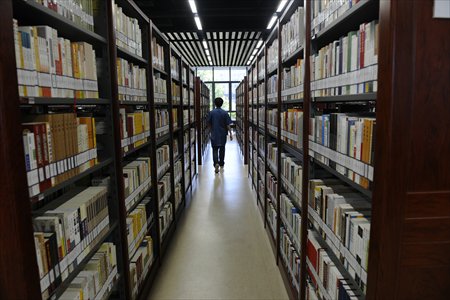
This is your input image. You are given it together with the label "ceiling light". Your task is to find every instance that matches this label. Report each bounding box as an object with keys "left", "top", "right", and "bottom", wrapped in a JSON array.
[
  {"left": 205, "top": 49, "right": 211, "bottom": 56},
  {"left": 257, "top": 40, "right": 263, "bottom": 48},
  {"left": 276, "top": 0, "right": 288, "bottom": 13},
  {"left": 267, "top": 15, "right": 277, "bottom": 29},
  {"left": 194, "top": 16, "right": 203, "bottom": 30},
  {"left": 202, "top": 40, "right": 208, "bottom": 49},
  {"left": 188, "top": 0, "right": 198, "bottom": 13},
  {"left": 252, "top": 49, "right": 258, "bottom": 56}
]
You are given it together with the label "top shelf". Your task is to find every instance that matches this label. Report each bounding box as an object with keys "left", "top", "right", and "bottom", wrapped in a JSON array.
[
  {"left": 312, "top": 0, "right": 379, "bottom": 47},
  {"left": 13, "top": 0, "right": 106, "bottom": 46}
]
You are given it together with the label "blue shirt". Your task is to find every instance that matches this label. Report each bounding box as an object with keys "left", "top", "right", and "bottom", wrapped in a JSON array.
[{"left": 207, "top": 108, "right": 232, "bottom": 146}]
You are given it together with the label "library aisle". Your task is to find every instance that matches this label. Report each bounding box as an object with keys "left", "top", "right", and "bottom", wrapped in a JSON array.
[{"left": 148, "top": 140, "right": 289, "bottom": 299}]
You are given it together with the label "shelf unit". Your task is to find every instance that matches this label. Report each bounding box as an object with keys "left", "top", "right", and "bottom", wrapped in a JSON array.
[
  {"left": 236, "top": 0, "right": 450, "bottom": 299},
  {"left": 0, "top": 0, "right": 199, "bottom": 299},
  {"left": 235, "top": 76, "right": 249, "bottom": 164},
  {"left": 195, "top": 77, "right": 211, "bottom": 165}
]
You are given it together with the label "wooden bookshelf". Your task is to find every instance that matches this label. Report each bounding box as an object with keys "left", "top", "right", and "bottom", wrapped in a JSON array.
[
  {"left": 235, "top": 0, "right": 450, "bottom": 299},
  {"left": 0, "top": 0, "right": 199, "bottom": 299}
]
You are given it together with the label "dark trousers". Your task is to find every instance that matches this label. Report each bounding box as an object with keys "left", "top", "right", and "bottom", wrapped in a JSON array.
[{"left": 212, "top": 146, "right": 225, "bottom": 167}]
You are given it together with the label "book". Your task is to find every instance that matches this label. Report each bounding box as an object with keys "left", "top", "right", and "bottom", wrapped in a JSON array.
[{"left": 14, "top": 21, "right": 99, "bottom": 99}]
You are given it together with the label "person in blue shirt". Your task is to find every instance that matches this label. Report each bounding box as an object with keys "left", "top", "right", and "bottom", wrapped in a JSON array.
[{"left": 207, "top": 97, "right": 233, "bottom": 173}]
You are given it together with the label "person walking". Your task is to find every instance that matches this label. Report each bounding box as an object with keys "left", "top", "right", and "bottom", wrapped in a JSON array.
[{"left": 207, "top": 97, "right": 233, "bottom": 173}]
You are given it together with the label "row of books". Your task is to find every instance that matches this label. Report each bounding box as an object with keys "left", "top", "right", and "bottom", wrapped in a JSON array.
[
  {"left": 113, "top": 2, "right": 143, "bottom": 57},
  {"left": 280, "top": 228, "right": 301, "bottom": 292},
  {"left": 23, "top": 114, "right": 98, "bottom": 197},
  {"left": 174, "top": 159, "right": 182, "bottom": 183},
  {"left": 153, "top": 75, "right": 167, "bottom": 103},
  {"left": 267, "top": 75, "right": 278, "bottom": 101},
  {"left": 151, "top": 38, "right": 165, "bottom": 71},
  {"left": 159, "top": 201, "right": 173, "bottom": 238},
  {"left": 158, "top": 173, "right": 171, "bottom": 209},
  {"left": 309, "top": 179, "right": 370, "bottom": 275},
  {"left": 173, "top": 139, "right": 179, "bottom": 158},
  {"left": 258, "top": 56, "right": 265, "bottom": 81},
  {"left": 310, "top": 113, "right": 375, "bottom": 188},
  {"left": 280, "top": 153, "right": 302, "bottom": 202},
  {"left": 189, "top": 90, "right": 194, "bottom": 105},
  {"left": 13, "top": 22, "right": 99, "bottom": 98},
  {"left": 30, "top": 0, "right": 95, "bottom": 31},
  {"left": 281, "top": 58, "right": 304, "bottom": 100},
  {"left": 189, "top": 109, "right": 195, "bottom": 123},
  {"left": 311, "top": 0, "right": 362, "bottom": 36},
  {"left": 172, "top": 82, "right": 181, "bottom": 103},
  {"left": 130, "top": 234, "right": 154, "bottom": 300},
  {"left": 258, "top": 108, "right": 266, "bottom": 127},
  {"left": 281, "top": 108, "right": 303, "bottom": 148},
  {"left": 258, "top": 82, "right": 265, "bottom": 101},
  {"left": 60, "top": 243, "right": 118, "bottom": 300},
  {"left": 182, "top": 87, "right": 189, "bottom": 105},
  {"left": 281, "top": 193, "right": 301, "bottom": 250},
  {"left": 170, "top": 56, "right": 180, "bottom": 81},
  {"left": 175, "top": 182, "right": 182, "bottom": 210},
  {"left": 156, "top": 145, "right": 170, "bottom": 173},
  {"left": 266, "top": 171, "right": 278, "bottom": 203},
  {"left": 257, "top": 157, "right": 264, "bottom": 179},
  {"left": 307, "top": 231, "right": 364, "bottom": 299},
  {"left": 258, "top": 134, "right": 265, "bottom": 155},
  {"left": 252, "top": 66, "right": 257, "bottom": 86},
  {"left": 267, "top": 142, "right": 279, "bottom": 172},
  {"left": 155, "top": 109, "right": 170, "bottom": 136},
  {"left": 123, "top": 157, "right": 151, "bottom": 211},
  {"left": 310, "top": 20, "right": 379, "bottom": 96},
  {"left": 182, "top": 67, "right": 187, "bottom": 85},
  {"left": 267, "top": 201, "right": 277, "bottom": 239},
  {"left": 183, "top": 110, "right": 189, "bottom": 126},
  {"left": 267, "top": 109, "right": 278, "bottom": 136},
  {"left": 119, "top": 110, "right": 150, "bottom": 153},
  {"left": 127, "top": 202, "right": 150, "bottom": 258},
  {"left": 184, "top": 168, "right": 190, "bottom": 190},
  {"left": 281, "top": 7, "right": 305, "bottom": 61},
  {"left": 258, "top": 179, "right": 265, "bottom": 203},
  {"left": 33, "top": 185, "right": 110, "bottom": 298},
  {"left": 267, "top": 39, "right": 278, "bottom": 73},
  {"left": 117, "top": 58, "right": 147, "bottom": 101}
]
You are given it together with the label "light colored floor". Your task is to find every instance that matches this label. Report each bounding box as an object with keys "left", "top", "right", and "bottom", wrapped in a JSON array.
[{"left": 147, "top": 139, "right": 289, "bottom": 300}]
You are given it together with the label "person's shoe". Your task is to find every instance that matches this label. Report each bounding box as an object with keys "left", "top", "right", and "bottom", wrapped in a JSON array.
[
  {"left": 214, "top": 164, "right": 220, "bottom": 173},
  {"left": 220, "top": 166, "right": 224, "bottom": 172}
]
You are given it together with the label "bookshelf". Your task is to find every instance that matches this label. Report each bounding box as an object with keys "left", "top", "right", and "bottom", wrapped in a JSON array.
[
  {"left": 237, "top": 0, "right": 450, "bottom": 299},
  {"left": 0, "top": 0, "right": 199, "bottom": 299},
  {"left": 195, "top": 77, "right": 211, "bottom": 165},
  {"left": 235, "top": 76, "right": 249, "bottom": 165}
]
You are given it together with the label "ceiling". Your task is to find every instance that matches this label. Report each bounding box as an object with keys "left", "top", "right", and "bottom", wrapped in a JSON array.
[{"left": 135, "top": 0, "right": 280, "bottom": 66}]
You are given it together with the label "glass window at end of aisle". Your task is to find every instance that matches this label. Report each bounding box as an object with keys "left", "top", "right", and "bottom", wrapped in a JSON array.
[
  {"left": 197, "top": 67, "right": 213, "bottom": 82},
  {"left": 214, "top": 83, "right": 230, "bottom": 112}
]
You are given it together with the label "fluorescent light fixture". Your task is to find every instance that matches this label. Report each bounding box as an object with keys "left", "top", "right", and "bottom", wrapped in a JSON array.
[
  {"left": 256, "top": 40, "right": 263, "bottom": 48},
  {"left": 276, "top": 0, "right": 288, "bottom": 13},
  {"left": 252, "top": 49, "right": 258, "bottom": 56},
  {"left": 188, "top": 0, "right": 198, "bottom": 13},
  {"left": 194, "top": 16, "right": 202, "bottom": 30},
  {"left": 202, "top": 40, "right": 208, "bottom": 49},
  {"left": 267, "top": 15, "right": 277, "bottom": 29},
  {"left": 205, "top": 49, "right": 210, "bottom": 56}
]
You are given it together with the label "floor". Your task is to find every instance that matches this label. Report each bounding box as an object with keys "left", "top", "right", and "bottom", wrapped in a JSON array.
[{"left": 147, "top": 139, "right": 289, "bottom": 300}]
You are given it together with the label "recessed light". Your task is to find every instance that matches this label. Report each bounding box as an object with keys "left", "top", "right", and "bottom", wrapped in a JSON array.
[
  {"left": 195, "top": 16, "right": 203, "bottom": 30},
  {"left": 257, "top": 40, "right": 263, "bottom": 48},
  {"left": 276, "top": 0, "right": 287, "bottom": 13},
  {"left": 267, "top": 15, "right": 277, "bottom": 30},
  {"left": 188, "top": 0, "right": 198, "bottom": 14},
  {"left": 202, "top": 40, "right": 208, "bottom": 49}
]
